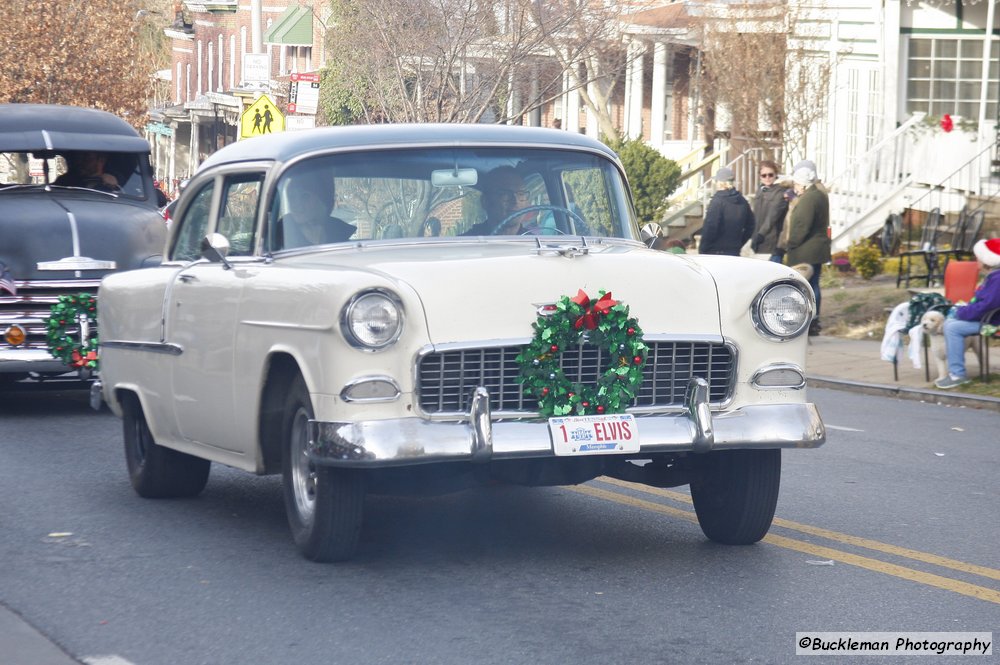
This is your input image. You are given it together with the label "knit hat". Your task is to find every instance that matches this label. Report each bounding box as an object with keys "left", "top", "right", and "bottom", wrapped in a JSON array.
[
  {"left": 715, "top": 166, "right": 735, "bottom": 182},
  {"left": 793, "top": 159, "right": 816, "bottom": 174},
  {"left": 973, "top": 237, "right": 1000, "bottom": 267},
  {"left": 792, "top": 166, "right": 816, "bottom": 186}
]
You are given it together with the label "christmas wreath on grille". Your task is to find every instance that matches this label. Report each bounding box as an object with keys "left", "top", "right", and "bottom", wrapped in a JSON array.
[
  {"left": 517, "top": 289, "right": 647, "bottom": 417},
  {"left": 46, "top": 293, "right": 99, "bottom": 370}
]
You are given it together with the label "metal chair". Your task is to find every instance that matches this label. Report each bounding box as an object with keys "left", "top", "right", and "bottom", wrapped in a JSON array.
[
  {"left": 979, "top": 307, "right": 1000, "bottom": 382},
  {"left": 896, "top": 208, "right": 944, "bottom": 288},
  {"left": 941, "top": 208, "right": 985, "bottom": 266}
]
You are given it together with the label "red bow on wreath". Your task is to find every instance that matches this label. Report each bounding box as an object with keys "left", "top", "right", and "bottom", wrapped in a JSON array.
[
  {"left": 70, "top": 349, "right": 98, "bottom": 368},
  {"left": 571, "top": 289, "right": 618, "bottom": 330},
  {"left": 940, "top": 114, "right": 954, "bottom": 133}
]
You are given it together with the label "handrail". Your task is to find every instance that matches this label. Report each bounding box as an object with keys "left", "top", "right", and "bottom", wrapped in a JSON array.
[{"left": 828, "top": 114, "right": 926, "bottom": 246}]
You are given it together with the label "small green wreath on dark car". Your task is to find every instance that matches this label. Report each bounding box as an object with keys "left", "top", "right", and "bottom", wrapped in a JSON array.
[{"left": 95, "top": 123, "right": 825, "bottom": 562}]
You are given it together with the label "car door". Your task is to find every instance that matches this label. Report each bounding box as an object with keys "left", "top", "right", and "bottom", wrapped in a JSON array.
[{"left": 165, "top": 171, "right": 265, "bottom": 451}]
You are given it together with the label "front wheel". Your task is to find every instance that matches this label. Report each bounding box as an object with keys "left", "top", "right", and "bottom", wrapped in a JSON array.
[
  {"left": 281, "top": 376, "right": 365, "bottom": 562},
  {"left": 122, "top": 393, "right": 210, "bottom": 498},
  {"left": 690, "top": 449, "right": 780, "bottom": 545}
]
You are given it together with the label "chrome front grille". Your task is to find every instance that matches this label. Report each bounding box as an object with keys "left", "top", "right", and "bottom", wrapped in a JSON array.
[
  {"left": 417, "top": 340, "right": 736, "bottom": 415},
  {"left": 0, "top": 280, "right": 100, "bottom": 350}
]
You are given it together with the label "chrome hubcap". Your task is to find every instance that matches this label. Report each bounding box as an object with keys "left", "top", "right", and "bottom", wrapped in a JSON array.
[{"left": 290, "top": 407, "right": 316, "bottom": 526}]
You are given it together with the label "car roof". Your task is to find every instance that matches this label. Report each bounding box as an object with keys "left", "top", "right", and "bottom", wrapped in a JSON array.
[
  {"left": 198, "top": 123, "right": 621, "bottom": 171},
  {"left": 0, "top": 103, "right": 150, "bottom": 153}
]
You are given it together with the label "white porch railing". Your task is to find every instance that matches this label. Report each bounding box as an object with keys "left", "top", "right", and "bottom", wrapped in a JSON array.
[{"left": 827, "top": 114, "right": 925, "bottom": 252}]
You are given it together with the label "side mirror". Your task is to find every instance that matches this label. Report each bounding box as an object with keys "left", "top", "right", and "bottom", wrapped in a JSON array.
[
  {"left": 640, "top": 222, "right": 663, "bottom": 247},
  {"left": 200, "top": 233, "right": 232, "bottom": 269}
]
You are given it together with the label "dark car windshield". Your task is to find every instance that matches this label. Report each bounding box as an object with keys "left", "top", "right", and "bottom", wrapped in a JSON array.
[
  {"left": 0, "top": 150, "right": 149, "bottom": 199},
  {"left": 265, "top": 146, "right": 637, "bottom": 250}
]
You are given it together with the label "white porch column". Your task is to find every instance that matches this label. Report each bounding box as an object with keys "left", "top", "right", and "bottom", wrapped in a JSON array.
[
  {"left": 168, "top": 127, "right": 176, "bottom": 187},
  {"left": 977, "top": 0, "right": 997, "bottom": 153},
  {"left": 190, "top": 115, "right": 200, "bottom": 172},
  {"left": 628, "top": 40, "right": 645, "bottom": 140},
  {"left": 650, "top": 41, "right": 668, "bottom": 148}
]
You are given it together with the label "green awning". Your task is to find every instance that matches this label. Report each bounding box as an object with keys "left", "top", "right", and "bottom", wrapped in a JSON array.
[{"left": 264, "top": 5, "right": 313, "bottom": 46}]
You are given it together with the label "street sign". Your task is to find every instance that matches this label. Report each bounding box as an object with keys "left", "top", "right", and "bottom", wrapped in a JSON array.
[
  {"left": 242, "top": 53, "right": 271, "bottom": 85},
  {"left": 288, "top": 72, "right": 320, "bottom": 115},
  {"left": 240, "top": 94, "right": 285, "bottom": 139}
]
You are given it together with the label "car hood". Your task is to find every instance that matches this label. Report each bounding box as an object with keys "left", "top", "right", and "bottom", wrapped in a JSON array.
[
  {"left": 291, "top": 240, "right": 723, "bottom": 343},
  {"left": 0, "top": 193, "right": 165, "bottom": 280}
]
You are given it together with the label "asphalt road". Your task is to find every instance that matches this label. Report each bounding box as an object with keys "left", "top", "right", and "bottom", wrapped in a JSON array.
[{"left": 0, "top": 386, "right": 997, "bottom": 665}]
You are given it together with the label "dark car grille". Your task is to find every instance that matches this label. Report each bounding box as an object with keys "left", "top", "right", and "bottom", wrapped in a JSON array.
[
  {"left": 417, "top": 340, "right": 736, "bottom": 415},
  {"left": 0, "top": 280, "right": 100, "bottom": 350}
]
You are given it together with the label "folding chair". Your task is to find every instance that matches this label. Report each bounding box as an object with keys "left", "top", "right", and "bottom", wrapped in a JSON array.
[
  {"left": 896, "top": 208, "right": 944, "bottom": 288},
  {"left": 919, "top": 260, "right": 979, "bottom": 380}
]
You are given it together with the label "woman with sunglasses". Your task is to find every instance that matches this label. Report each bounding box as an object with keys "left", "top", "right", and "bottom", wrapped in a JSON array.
[{"left": 750, "top": 159, "right": 788, "bottom": 263}]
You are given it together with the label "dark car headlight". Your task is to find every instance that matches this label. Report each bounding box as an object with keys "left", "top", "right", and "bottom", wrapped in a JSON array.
[
  {"left": 751, "top": 281, "right": 813, "bottom": 340},
  {"left": 341, "top": 290, "right": 403, "bottom": 350}
]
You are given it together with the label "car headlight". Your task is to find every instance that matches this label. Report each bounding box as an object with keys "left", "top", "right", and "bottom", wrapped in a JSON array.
[
  {"left": 341, "top": 290, "right": 403, "bottom": 350},
  {"left": 752, "top": 281, "right": 812, "bottom": 340}
]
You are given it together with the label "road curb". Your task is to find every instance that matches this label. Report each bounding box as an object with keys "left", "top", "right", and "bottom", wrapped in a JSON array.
[
  {"left": 807, "top": 376, "right": 1000, "bottom": 412},
  {"left": 0, "top": 603, "right": 81, "bottom": 665}
]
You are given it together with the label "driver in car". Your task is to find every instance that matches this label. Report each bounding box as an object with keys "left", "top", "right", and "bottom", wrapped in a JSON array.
[
  {"left": 53, "top": 151, "right": 120, "bottom": 191},
  {"left": 463, "top": 166, "right": 536, "bottom": 235}
]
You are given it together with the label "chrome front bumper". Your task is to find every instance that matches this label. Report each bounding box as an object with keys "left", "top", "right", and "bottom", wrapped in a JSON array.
[
  {"left": 0, "top": 348, "right": 70, "bottom": 373},
  {"left": 307, "top": 379, "right": 826, "bottom": 468}
]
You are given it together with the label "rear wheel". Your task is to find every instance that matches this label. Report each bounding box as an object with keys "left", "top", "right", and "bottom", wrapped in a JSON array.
[
  {"left": 281, "top": 376, "right": 365, "bottom": 562},
  {"left": 690, "top": 449, "right": 780, "bottom": 545},
  {"left": 122, "top": 393, "right": 210, "bottom": 498}
]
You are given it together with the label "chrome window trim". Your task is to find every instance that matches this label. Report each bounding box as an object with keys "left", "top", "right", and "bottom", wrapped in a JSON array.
[{"left": 100, "top": 340, "right": 183, "bottom": 356}]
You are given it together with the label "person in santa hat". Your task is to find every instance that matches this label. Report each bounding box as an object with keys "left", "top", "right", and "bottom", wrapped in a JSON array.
[{"left": 935, "top": 237, "right": 1000, "bottom": 389}]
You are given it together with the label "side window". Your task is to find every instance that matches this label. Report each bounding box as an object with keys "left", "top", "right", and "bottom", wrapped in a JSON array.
[
  {"left": 171, "top": 182, "right": 215, "bottom": 262},
  {"left": 217, "top": 174, "right": 262, "bottom": 256}
]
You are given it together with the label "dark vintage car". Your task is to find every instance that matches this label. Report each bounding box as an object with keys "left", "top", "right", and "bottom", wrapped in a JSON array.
[{"left": 0, "top": 104, "right": 166, "bottom": 384}]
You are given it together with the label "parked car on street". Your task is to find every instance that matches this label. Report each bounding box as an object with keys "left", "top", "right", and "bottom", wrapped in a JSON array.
[
  {"left": 96, "top": 124, "right": 825, "bottom": 561},
  {"left": 0, "top": 104, "right": 166, "bottom": 384}
]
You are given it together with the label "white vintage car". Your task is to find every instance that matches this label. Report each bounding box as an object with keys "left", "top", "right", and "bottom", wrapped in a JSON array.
[{"left": 97, "top": 124, "right": 825, "bottom": 562}]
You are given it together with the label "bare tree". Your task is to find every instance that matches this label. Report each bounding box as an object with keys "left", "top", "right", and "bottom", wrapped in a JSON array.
[
  {"left": 526, "top": 0, "right": 638, "bottom": 139},
  {"left": 320, "top": 0, "right": 644, "bottom": 133},
  {"left": 693, "top": 1, "right": 838, "bottom": 165},
  {"left": 0, "top": 0, "right": 160, "bottom": 127}
]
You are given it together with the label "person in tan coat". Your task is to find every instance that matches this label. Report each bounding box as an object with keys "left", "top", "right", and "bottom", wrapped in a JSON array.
[{"left": 782, "top": 163, "right": 831, "bottom": 335}]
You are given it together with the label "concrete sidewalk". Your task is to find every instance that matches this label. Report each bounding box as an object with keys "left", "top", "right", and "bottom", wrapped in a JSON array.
[{"left": 806, "top": 335, "right": 1000, "bottom": 411}]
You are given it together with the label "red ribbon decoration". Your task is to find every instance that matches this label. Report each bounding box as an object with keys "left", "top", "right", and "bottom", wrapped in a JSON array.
[
  {"left": 572, "top": 290, "right": 618, "bottom": 330},
  {"left": 70, "top": 350, "right": 98, "bottom": 368},
  {"left": 940, "top": 114, "right": 954, "bottom": 133}
]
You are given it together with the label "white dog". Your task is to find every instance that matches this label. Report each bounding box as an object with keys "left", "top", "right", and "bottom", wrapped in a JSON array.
[{"left": 920, "top": 309, "right": 981, "bottom": 381}]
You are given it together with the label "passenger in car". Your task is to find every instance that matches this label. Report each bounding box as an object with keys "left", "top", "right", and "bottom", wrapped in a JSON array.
[
  {"left": 463, "top": 166, "right": 534, "bottom": 235},
  {"left": 280, "top": 178, "right": 355, "bottom": 248},
  {"left": 53, "top": 151, "right": 120, "bottom": 191}
]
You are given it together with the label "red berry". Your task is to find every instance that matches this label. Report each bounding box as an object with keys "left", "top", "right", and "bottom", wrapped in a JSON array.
[
  {"left": 633, "top": 356, "right": 642, "bottom": 364},
  {"left": 627, "top": 327, "right": 635, "bottom": 335},
  {"left": 596, "top": 405, "right": 605, "bottom": 414},
  {"left": 542, "top": 387, "right": 549, "bottom": 395},
  {"left": 550, "top": 344, "right": 559, "bottom": 352}
]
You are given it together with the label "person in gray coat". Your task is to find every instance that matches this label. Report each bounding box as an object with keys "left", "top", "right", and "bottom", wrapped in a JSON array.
[
  {"left": 698, "top": 166, "right": 755, "bottom": 256},
  {"left": 750, "top": 159, "right": 788, "bottom": 262}
]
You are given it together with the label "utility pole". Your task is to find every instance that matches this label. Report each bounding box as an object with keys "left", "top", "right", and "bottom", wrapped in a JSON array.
[{"left": 251, "top": 0, "right": 263, "bottom": 54}]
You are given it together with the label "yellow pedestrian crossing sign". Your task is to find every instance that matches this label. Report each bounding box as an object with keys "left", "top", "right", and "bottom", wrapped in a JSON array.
[{"left": 240, "top": 94, "right": 284, "bottom": 139}]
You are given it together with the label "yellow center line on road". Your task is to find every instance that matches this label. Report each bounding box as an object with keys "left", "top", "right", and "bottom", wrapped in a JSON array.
[
  {"left": 595, "top": 476, "right": 1000, "bottom": 583},
  {"left": 568, "top": 484, "right": 1000, "bottom": 606}
]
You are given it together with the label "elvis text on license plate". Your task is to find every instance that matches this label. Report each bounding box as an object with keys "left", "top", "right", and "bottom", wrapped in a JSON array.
[{"left": 548, "top": 413, "right": 639, "bottom": 456}]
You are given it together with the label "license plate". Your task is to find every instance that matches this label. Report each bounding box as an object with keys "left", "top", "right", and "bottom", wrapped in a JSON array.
[{"left": 548, "top": 413, "right": 639, "bottom": 456}]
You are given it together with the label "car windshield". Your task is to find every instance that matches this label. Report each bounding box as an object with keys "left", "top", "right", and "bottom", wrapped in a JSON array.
[
  {"left": 267, "top": 146, "right": 637, "bottom": 250},
  {"left": 0, "top": 150, "right": 149, "bottom": 199}
]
